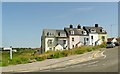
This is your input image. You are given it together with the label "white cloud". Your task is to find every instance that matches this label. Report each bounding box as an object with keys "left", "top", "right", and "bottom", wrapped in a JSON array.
[
  {"left": 70, "top": 7, "right": 94, "bottom": 12},
  {"left": 54, "top": 7, "right": 94, "bottom": 19}
]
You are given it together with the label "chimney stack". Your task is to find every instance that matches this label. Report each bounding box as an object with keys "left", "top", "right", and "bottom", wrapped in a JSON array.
[
  {"left": 70, "top": 24, "right": 73, "bottom": 28},
  {"left": 77, "top": 24, "right": 81, "bottom": 29},
  {"left": 95, "top": 24, "right": 98, "bottom": 27}
]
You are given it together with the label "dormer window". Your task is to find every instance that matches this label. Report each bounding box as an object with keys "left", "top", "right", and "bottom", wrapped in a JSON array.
[
  {"left": 82, "top": 31, "right": 84, "bottom": 34},
  {"left": 49, "top": 33, "right": 52, "bottom": 36},
  {"left": 58, "top": 32, "right": 60, "bottom": 36},
  {"left": 91, "top": 29, "right": 96, "bottom": 33},
  {"left": 47, "top": 32, "right": 54, "bottom": 36},
  {"left": 89, "top": 29, "right": 91, "bottom": 32},
  {"left": 47, "top": 32, "right": 49, "bottom": 36},
  {"left": 70, "top": 30, "right": 74, "bottom": 34},
  {"left": 83, "top": 31, "right": 87, "bottom": 35},
  {"left": 100, "top": 29, "right": 105, "bottom": 33},
  {"left": 82, "top": 31, "right": 87, "bottom": 35},
  {"left": 100, "top": 29, "right": 102, "bottom": 32},
  {"left": 102, "top": 29, "right": 105, "bottom": 32}
]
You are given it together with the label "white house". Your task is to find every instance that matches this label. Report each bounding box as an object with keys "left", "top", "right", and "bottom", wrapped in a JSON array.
[
  {"left": 41, "top": 24, "right": 107, "bottom": 53},
  {"left": 41, "top": 29, "right": 68, "bottom": 52},
  {"left": 64, "top": 25, "right": 89, "bottom": 49},
  {"left": 83, "top": 24, "right": 107, "bottom": 46},
  {"left": 89, "top": 33, "right": 99, "bottom": 46}
]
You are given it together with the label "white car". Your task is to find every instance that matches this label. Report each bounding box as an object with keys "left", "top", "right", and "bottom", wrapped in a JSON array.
[{"left": 106, "top": 42, "right": 115, "bottom": 48}]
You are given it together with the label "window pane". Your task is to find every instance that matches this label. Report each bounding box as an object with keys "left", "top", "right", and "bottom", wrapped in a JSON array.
[{"left": 72, "top": 38, "right": 74, "bottom": 41}]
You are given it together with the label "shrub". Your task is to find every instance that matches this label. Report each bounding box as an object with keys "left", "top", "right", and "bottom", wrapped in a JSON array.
[
  {"left": 9, "top": 59, "right": 18, "bottom": 65},
  {"left": 87, "top": 47, "right": 93, "bottom": 52},
  {"left": 61, "top": 50, "right": 70, "bottom": 57},
  {"left": 51, "top": 52, "right": 61, "bottom": 58},
  {"left": 20, "top": 57, "right": 29, "bottom": 64},
  {"left": 2, "top": 45, "right": 104, "bottom": 66},
  {"left": 35, "top": 57, "right": 44, "bottom": 61},
  {"left": 100, "top": 42, "right": 106, "bottom": 48},
  {"left": 74, "top": 49, "right": 84, "bottom": 54},
  {"left": 74, "top": 46, "right": 88, "bottom": 54},
  {"left": 93, "top": 45, "right": 100, "bottom": 50}
]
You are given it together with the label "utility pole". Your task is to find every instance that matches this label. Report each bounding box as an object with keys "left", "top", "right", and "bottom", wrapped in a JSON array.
[{"left": 110, "top": 24, "right": 112, "bottom": 38}]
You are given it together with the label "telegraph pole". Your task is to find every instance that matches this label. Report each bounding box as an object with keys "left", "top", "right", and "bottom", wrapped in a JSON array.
[{"left": 110, "top": 24, "right": 112, "bottom": 38}]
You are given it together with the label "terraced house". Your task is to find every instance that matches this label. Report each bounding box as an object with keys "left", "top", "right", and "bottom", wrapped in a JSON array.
[{"left": 41, "top": 24, "right": 107, "bottom": 52}]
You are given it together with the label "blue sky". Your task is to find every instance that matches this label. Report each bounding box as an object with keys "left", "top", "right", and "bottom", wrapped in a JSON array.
[
  {"left": 2, "top": 2, "right": 118, "bottom": 48},
  {"left": 0, "top": 2, "right": 1, "bottom": 48}
]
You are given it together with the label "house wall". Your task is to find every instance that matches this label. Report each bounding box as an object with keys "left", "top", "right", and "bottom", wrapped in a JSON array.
[
  {"left": 79, "top": 36, "right": 89, "bottom": 45},
  {"left": 111, "top": 38, "right": 117, "bottom": 43},
  {"left": 55, "top": 44, "right": 63, "bottom": 51},
  {"left": 98, "top": 34, "right": 107, "bottom": 44},
  {"left": 89, "top": 33, "right": 98, "bottom": 46},
  {"left": 69, "top": 36, "right": 80, "bottom": 49},
  {"left": 45, "top": 37, "right": 56, "bottom": 52},
  {"left": 41, "top": 36, "right": 45, "bottom": 53},
  {"left": 57, "top": 38, "right": 68, "bottom": 50}
]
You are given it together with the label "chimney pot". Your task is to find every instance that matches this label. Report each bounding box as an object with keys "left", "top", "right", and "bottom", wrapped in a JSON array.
[
  {"left": 95, "top": 24, "right": 98, "bottom": 27},
  {"left": 77, "top": 24, "right": 81, "bottom": 29},
  {"left": 70, "top": 24, "right": 73, "bottom": 28}
]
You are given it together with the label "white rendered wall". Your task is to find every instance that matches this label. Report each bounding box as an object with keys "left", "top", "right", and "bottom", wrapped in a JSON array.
[
  {"left": 69, "top": 36, "right": 80, "bottom": 49},
  {"left": 89, "top": 33, "right": 98, "bottom": 46}
]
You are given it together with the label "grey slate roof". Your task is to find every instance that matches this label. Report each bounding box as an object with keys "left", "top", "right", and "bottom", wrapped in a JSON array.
[
  {"left": 56, "top": 30, "right": 67, "bottom": 37},
  {"left": 42, "top": 29, "right": 67, "bottom": 37},
  {"left": 43, "top": 29, "right": 56, "bottom": 37},
  {"left": 64, "top": 28, "right": 88, "bottom": 36},
  {"left": 83, "top": 26, "right": 107, "bottom": 34}
]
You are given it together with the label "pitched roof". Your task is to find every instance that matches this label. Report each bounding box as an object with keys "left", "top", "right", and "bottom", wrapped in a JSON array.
[
  {"left": 56, "top": 30, "right": 67, "bottom": 37},
  {"left": 107, "top": 37, "right": 120, "bottom": 42},
  {"left": 83, "top": 26, "right": 107, "bottom": 34},
  {"left": 43, "top": 29, "right": 56, "bottom": 37},
  {"left": 64, "top": 28, "right": 88, "bottom": 36},
  {"left": 107, "top": 38, "right": 114, "bottom": 42},
  {"left": 43, "top": 29, "right": 67, "bottom": 37},
  {"left": 116, "top": 37, "right": 120, "bottom": 42}
]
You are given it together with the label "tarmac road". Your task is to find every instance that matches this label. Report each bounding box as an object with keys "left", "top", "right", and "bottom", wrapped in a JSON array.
[{"left": 39, "top": 47, "right": 118, "bottom": 72}]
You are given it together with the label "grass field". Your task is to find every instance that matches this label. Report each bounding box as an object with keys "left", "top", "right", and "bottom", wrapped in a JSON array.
[{"left": 1, "top": 43, "right": 106, "bottom": 67}]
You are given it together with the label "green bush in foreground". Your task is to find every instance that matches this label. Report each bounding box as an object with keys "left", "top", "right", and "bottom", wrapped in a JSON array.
[
  {"left": 35, "top": 57, "right": 44, "bottom": 61},
  {"left": 99, "top": 42, "right": 106, "bottom": 48},
  {"left": 9, "top": 57, "right": 29, "bottom": 65}
]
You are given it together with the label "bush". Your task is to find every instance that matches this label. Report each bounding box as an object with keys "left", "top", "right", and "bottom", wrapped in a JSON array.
[
  {"left": 20, "top": 57, "right": 29, "bottom": 64},
  {"left": 8, "top": 57, "right": 29, "bottom": 65},
  {"left": 51, "top": 52, "right": 62, "bottom": 58},
  {"left": 100, "top": 42, "right": 106, "bottom": 48},
  {"left": 61, "top": 50, "right": 70, "bottom": 57},
  {"left": 87, "top": 48, "right": 93, "bottom": 52},
  {"left": 35, "top": 57, "right": 44, "bottom": 61},
  {"left": 74, "top": 49, "right": 84, "bottom": 54},
  {"left": 93, "top": 46, "right": 100, "bottom": 50},
  {"left": 1, "top": 61, "right": 9, "bottom": 66},
  {"left": 2, "top": 45, "right": 105, "bottom": 66}
]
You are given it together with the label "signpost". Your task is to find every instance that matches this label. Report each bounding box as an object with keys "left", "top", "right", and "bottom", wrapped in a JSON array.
[
  {"left": 3, "top": 46, "right": 13, "bottom": 59},
  {"left": 10, "top": 46, "right": 12, "bottom": 59}
]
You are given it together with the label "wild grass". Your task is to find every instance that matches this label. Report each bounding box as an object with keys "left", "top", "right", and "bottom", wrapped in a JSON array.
[{"left": 1, "top": 43, "right": 106, "bottom": 66}]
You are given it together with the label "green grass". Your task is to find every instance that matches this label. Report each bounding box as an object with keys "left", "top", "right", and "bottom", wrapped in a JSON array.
[
  {"left": 1, "top": 43, "right": 106, "bottom": 66},
  {"left": 1, "top": 48, "right": 36, "bottom": 66}
]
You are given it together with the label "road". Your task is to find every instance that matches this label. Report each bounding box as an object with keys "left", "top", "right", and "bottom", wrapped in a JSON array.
[{"left": 39, "top": 47, "right": 118, "bottom": 72}]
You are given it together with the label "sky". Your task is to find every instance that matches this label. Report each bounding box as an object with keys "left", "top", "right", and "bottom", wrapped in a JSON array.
[
  {"left": 2, "top": 2, "right": 118, "bottom": 48},
  {"left": 0, "top": 2, "right": 2, "bottom": 48}
]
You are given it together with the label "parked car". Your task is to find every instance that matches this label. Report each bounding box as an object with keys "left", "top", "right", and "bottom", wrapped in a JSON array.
[
  {"left": 114, "top": 42, "right": 120, "bottom": 46},
  {"left": 106, "top": 42, "right": 115, "bottom": 48}
]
